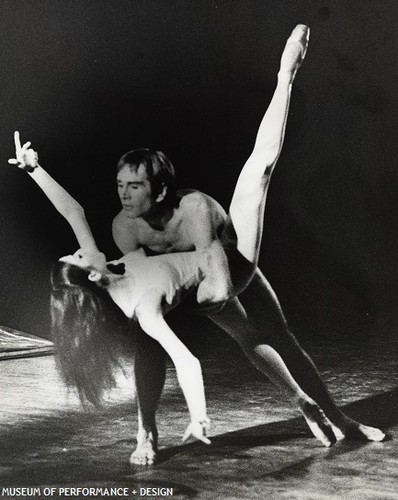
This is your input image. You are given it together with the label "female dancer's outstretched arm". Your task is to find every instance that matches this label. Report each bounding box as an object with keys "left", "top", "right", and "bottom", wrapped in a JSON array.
[{"left": 8, "top": 131, "right": 99, "bottom": 254}]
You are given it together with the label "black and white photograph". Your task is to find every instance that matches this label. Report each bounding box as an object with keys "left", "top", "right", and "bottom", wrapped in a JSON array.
[{"left": 0, "top": 1, "right": 397, "bottom": 499}]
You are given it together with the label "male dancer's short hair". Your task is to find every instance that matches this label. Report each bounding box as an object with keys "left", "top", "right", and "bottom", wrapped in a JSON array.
[{"left": 117, "top": 148, "right": 178, "bottom": 207}]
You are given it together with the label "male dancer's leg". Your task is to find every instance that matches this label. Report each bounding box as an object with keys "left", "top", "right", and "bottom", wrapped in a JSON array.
[{"left": 131, "top": 325, "right": 166, "bottom": 465}]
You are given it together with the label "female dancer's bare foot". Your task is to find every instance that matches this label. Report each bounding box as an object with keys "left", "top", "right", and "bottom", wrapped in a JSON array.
[
  {"left": 333, "top": 419, "right": 386, "bottom": 442},
  {"left": 279, "top": 24, "right": 310, "bottom": 80}
]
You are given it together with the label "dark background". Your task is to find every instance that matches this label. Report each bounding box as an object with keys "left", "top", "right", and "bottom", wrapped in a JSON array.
[{"left": 0, "top": 0, "right": 398, "bottom": 340}]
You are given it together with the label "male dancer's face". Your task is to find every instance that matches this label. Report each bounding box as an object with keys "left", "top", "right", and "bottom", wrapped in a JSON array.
[{"left": 117, "top": 165, "right": 154, "bottom": 219}]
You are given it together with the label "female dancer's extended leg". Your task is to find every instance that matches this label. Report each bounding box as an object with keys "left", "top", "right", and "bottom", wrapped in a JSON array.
[
  {"left": 229, "top": 24, "right": 309, "bottom": 266},
  {"left": 211, "top": 270, "right": 385, "bottom": 443},
  {"left": 208, "top": 297, "right": 337, "bottom": 446},
  {"left": 248, "top": 270, "right": 386, "bottom": 441}
]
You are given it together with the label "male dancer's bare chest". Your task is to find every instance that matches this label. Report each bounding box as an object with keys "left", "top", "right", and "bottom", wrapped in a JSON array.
[{"left": 137, "top": 210, "right": 195, "bottom": 253}]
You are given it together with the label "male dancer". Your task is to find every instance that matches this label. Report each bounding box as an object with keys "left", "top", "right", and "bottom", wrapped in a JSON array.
[{"left": 112, "top": 25, "right": 385, "bottom": 465}]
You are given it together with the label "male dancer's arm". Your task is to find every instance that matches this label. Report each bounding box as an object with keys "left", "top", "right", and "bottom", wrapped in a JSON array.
[{"left": 179, "top": 192, "right": 232, "bottom": 303}]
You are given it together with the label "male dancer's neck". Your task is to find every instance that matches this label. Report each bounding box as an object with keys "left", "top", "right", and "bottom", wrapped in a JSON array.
[{"left": 142, "top": 204, "right": 175, "bottom": 231}]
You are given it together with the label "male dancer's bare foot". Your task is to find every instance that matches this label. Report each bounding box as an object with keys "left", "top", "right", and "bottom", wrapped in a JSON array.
[
  {"left": 300, "top": 398, "right": 337, "bottom": 447},
  {"left": 130, "top": 429, "right": 158, "bottom": 466},
  {"left": 279, "top": 24, "right": 310, "bottom": 80}
]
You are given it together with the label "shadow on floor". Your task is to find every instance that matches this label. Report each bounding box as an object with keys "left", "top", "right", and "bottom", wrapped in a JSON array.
[{"left": 1, "top": 388, "right": 397, "bottom": 488}]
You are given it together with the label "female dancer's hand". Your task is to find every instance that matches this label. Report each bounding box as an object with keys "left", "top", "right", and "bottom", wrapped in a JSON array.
[
  {"left": 8, "top": 131, "right": 38, "bottom": 171},
  {"left": 182, "top": 418, "right": 211, "bottom": 445}
]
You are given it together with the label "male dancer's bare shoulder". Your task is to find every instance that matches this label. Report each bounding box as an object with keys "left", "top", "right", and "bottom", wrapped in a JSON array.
[
  {"left": 113, "top": 189, "right": 227, "bottom": 253},
  {"left": 177, "top": 189, "right": 228, "bottom": 234}
]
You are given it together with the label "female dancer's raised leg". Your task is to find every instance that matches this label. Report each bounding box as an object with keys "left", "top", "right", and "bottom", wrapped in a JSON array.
[{"left": 229, "top": 24, "right": 309, "bottom": 266}]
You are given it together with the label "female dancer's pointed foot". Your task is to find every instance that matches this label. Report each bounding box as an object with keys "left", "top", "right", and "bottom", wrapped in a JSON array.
[
  {"left": 300, "top": 399, "right": 337, "bottom": 447},
  {"left": 279, "top": 24, "right": 310, "bottom": 79}
]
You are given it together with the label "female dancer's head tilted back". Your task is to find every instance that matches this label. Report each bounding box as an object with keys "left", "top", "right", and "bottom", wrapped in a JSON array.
[{"left": 50, "top": 256, "right": 127, "bottom": 406}]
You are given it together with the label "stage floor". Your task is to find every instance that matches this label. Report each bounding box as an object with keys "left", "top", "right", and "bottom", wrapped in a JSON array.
[{"left": 1, "top": 321, "right": 397, "bottom": 500}]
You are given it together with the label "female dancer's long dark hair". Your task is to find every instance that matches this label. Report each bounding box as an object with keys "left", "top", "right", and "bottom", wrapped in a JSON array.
[{"left": 50, "top": 261, "right": 128, "bottom": 406}]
